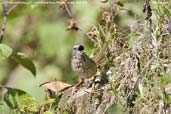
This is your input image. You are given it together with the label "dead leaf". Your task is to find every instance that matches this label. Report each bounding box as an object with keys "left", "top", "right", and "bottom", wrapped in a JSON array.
[
  {"left": 100, "top": 0, "right": 108, "bottom": 3},
  {"left": 40, "top": 81, "right": 72, "bottom": 92},
  {"left": 67, "top": 18, "right": 79, "bottom": 31},
  {"left": 59, "top": 0, "right": 68, "bottom": 9},
  {"left": 100, "top": 11, "right": 112, "bottom": 25},
  {"left": 115, "top": 1, "right": 124, "bottom": 7}
]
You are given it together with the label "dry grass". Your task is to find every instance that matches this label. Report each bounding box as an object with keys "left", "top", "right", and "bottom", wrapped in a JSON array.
[{"left": 89, "top": 1, "right": 171, "bottom": 113}]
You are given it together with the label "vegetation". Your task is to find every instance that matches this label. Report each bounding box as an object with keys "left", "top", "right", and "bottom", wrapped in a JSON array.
[{"left": 0, "top": 0, "right": 171, "bottom": 114}]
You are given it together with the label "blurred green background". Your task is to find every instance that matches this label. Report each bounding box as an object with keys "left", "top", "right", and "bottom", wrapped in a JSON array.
[{"left": 0, "top": 0, "right": 145, "bottom": 113}]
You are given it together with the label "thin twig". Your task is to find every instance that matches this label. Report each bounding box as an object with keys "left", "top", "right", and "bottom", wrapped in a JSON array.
[
  {"left": 0, "top": 1, "right": 17, "bottom": 43},
  {"left": 64, "top": 4, "right": 73, "bottom": 18},
  {"left": 0, "top": 3, "right": 8, "bottom": 43}
]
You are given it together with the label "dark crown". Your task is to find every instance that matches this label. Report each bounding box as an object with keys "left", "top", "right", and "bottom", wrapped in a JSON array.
[{"left": 78, "top": 45, "right": 84, "bottom": 51}]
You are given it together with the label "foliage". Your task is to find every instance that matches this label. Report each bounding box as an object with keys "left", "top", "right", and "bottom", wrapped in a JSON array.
[
  {"left": 0, "top": 86, "right": 58, "bottom": 113},
  {"left": 11, "top": 53, "right": 36, "bottom": 76},
  {"left": 0, "top": 0, "right": 171, "bottom": 114},
  {"left": 0, "top": 44, "right": 13, "bottom": 60}
]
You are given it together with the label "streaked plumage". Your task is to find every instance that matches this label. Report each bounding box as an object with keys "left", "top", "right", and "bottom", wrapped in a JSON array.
[{"left": 71, "top": 44, "right": 97, "bottom": 79}]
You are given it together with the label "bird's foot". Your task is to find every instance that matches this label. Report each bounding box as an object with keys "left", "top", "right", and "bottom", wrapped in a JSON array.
[
  {"left": 71, "top": 86, "right": 79, "bottom": 96},
  {"left": 85, "top": 82, "right": 95, "bottom": 93},
  {"left": 85, "top": 88, "right": 94, "bottom": 93}
]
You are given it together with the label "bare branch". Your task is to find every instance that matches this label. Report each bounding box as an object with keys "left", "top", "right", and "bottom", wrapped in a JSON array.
[
  {"left": 0, "top": 2, "right": 8, "bottom": 43},
  {"left": 0, "top": 1, "right": 17, "bottom": 43}
]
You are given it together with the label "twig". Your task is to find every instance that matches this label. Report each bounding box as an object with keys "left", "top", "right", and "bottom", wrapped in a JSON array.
[
  {"left": 0, "top": 3, "right": 8, "bottom": 43},
  {"left": 60, "top": 0, "right": 74, "bottom": 19},
  {"left": 0, "top": 1, "right": 17, "bottom": 43},
  {"left": 64, "top": 3, "right": 73, "bottom": 18}
]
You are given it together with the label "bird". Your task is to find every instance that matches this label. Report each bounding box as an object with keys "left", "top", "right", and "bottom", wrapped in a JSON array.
[{"left": 71, "top": 44, "right": 97, "bottom": 95}]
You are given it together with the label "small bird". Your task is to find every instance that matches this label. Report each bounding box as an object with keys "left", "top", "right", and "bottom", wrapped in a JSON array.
[{"left": 71, "top": 44, "right": 97, "bottom": 95}]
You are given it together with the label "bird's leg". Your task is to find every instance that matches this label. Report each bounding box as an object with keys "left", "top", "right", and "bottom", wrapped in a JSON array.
[{"left": 71, "top": 78, "right": 84, "bottom": 95}]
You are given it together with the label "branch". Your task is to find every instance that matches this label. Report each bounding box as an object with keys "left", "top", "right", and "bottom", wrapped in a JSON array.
[
  {"left": 0, "top": 0, "right": 16, "bottom": 43},
  {"left": 0, "top": 2, "right": 8, "bottom": 43}
]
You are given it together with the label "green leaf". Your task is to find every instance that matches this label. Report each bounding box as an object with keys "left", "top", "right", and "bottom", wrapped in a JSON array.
[
  {"left": 161, "top": 72, "right": 171, "bottom": 85},
  {"left": 105, "top": 103, "right": 124, "bottom": 114},
  {"left": 40, "top": 99, "right": 55, "bottom": 106},
  {"left": 28, "top": 105, "right": 39, "bottom": 112},
  {"left": 44, "top": 111, "right": 54, "bottom": 114},
  {"left": 0, "top": 44, "right": 13, "bottom": 60},
  {"left": 11, "top": 53, "right": 36, "bottom": 76},
  {"left": 0, "top": 86, "right": 32, "bottom": 109}
]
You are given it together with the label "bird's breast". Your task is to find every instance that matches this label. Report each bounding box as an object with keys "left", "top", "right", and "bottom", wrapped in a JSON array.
[{"left": 71, "top": 54, "right": 97, "bottom": 79}]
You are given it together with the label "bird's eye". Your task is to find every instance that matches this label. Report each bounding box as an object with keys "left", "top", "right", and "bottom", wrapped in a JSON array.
[
  {"left": 78, "top": 45, "right": 84, "bottom": 51},
  {"left": 73, "top": 47, "right": 77, "bottom": 50}
]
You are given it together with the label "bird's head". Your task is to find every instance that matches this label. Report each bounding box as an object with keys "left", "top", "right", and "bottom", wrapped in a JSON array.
[{"left": 72, "top": 44, "right": 85, "bottom": 56}]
